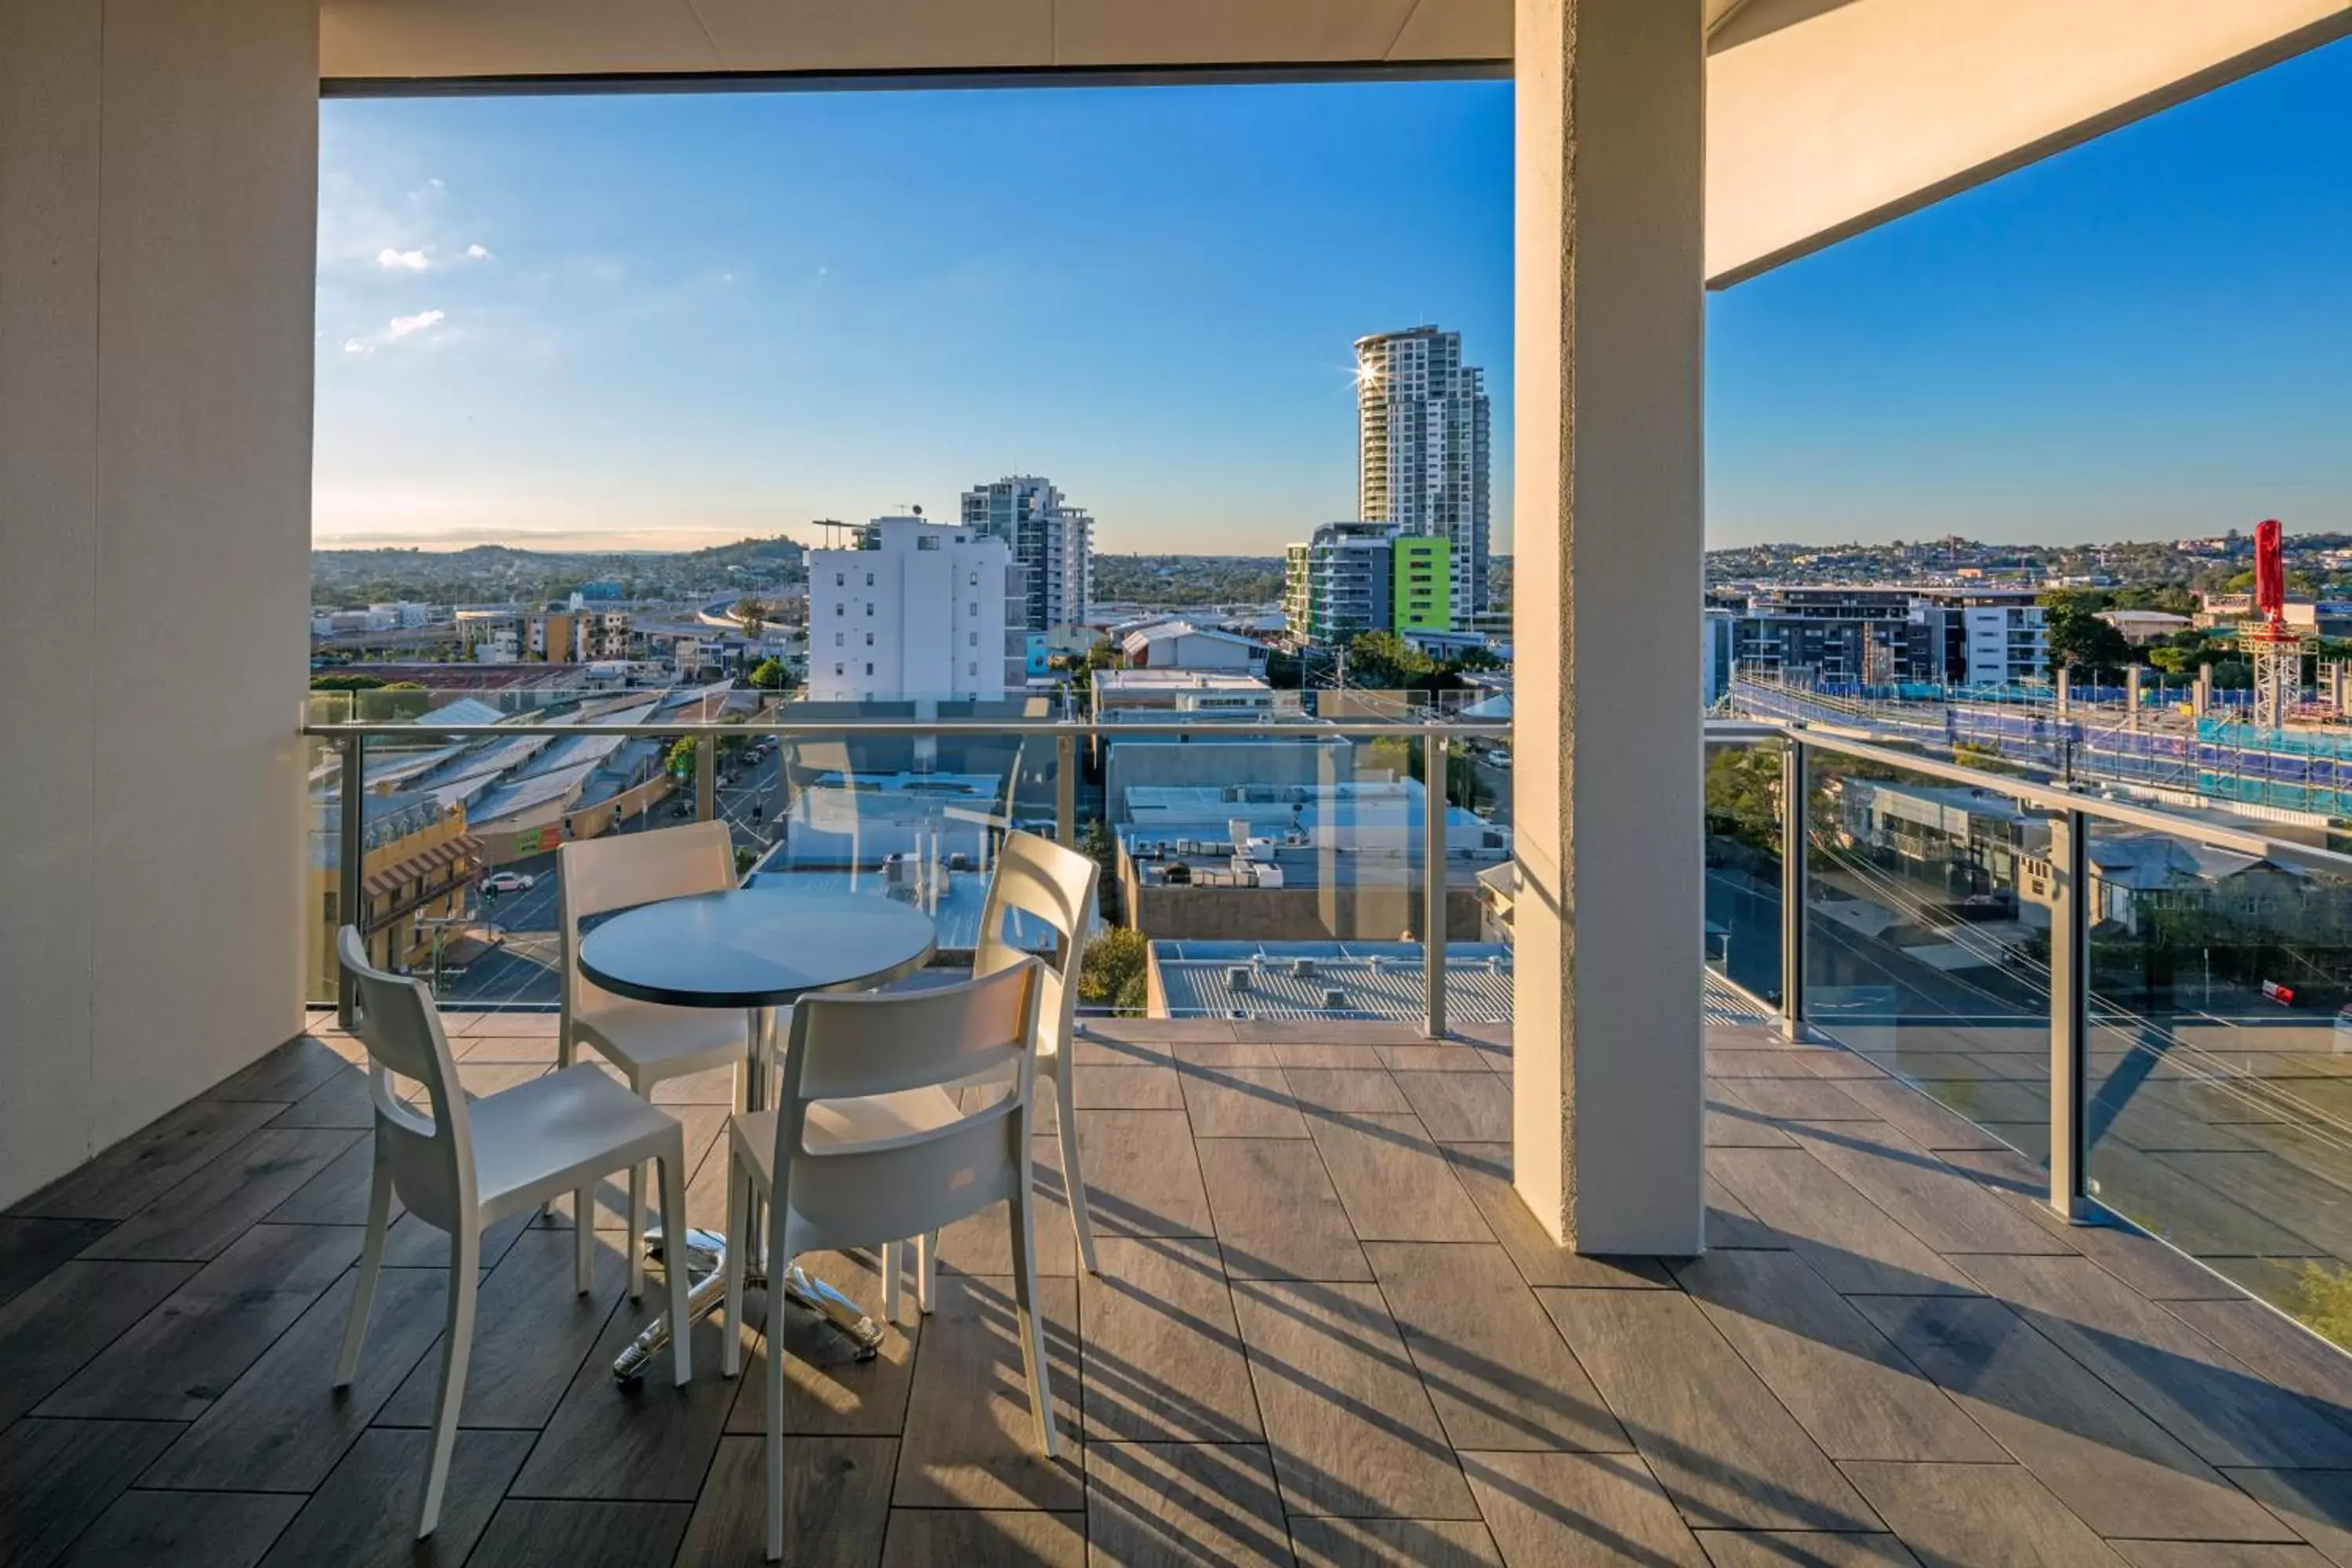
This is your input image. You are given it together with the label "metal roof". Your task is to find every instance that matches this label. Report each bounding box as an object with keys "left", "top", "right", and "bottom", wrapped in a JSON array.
[{"left": 1150, "top": 939, "right": 1511, "bottom": 1022}]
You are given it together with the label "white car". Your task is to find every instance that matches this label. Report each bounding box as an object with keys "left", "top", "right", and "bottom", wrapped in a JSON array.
[{"left": 481, "top": 870, "right": 535, "bottom": 895}]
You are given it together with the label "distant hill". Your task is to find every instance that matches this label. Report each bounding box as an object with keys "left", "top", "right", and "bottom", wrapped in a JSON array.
[
  {"left": 1093, "top": 554, "right": 1285, "bottom": 607},
  {"left": 311, "top": 535, "right": 806, "bottom": 607}
]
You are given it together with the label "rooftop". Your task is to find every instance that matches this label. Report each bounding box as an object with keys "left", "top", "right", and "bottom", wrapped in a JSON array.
[{"left": 9, "top": 1000, "right": 2352, "bottom": 1564}]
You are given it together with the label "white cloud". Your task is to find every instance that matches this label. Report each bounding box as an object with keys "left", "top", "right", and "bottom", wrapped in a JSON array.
[
  {"left": 340, "top": 309, "right": 447, "bottom": 356},
  {"left": 464, "top": 243, "right": 493, "bottom": 261},
  {"left": 376, "top": 247, "right": 431, "bottom": 270}
]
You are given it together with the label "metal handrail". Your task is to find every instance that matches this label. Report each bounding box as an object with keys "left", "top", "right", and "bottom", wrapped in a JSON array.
[
  {"left": 1712, "top": 713, "right": 2352, "bottom": 1227},
  {"left": 1712, "top": 717, "right": 2352, "bottom": 876},
  {"left": 305, "top": 716, "right": 1513, "bottom": 740},
  {"left": 318, "top": 707, "right": 1511, "bottom": 1037}
]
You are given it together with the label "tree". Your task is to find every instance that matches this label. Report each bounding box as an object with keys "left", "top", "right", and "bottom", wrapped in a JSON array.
[
  {"left": 1342, "top": 631, "right": 1438, "bottom": 691},
  {"left": 733, "top": 596, "right": 771, "bottom": 640},
  {"left": 2038, "top": 590, "right": 2132, "bottom": 679},
  {"left": 1704, "top": 744, "right": 1782, "bottom": 857},
  {"left": 1450, "top": 644, "right": 1504, "bottom": 675},
  {"left": 748, "top": 657, "right": 791, "bottom": 691},
  {"left": 310, "top": 673, "right": 387, "bottom": 691},
  {"left": 1077, "top": 927, "right": 1150, "bottom": 1017}
]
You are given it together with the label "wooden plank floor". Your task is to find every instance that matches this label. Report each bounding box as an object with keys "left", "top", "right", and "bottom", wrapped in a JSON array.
[{"left": 6, "top": 1008, "right": 2352, "bottom": 1565}]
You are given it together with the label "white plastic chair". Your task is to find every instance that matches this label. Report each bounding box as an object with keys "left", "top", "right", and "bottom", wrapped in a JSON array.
[
  {"left": 720, "top": 960, "right": 1051, "bottom": 1562},
  {"left": 559, "top": 819, "right": 750, "bottom": 1297},
  {"left": 333, "top": 927, "right": 691, "bottom": 1540},
  {"left": 884, "top": 829, "right": 1102, "bottom": 1319}
]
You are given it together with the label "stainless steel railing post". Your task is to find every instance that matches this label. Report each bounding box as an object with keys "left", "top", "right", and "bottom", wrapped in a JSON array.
[
  {"left": 2048, "top": 808, "right": 2092, "bottom": 1221},
  {"left": 337, "top": 732, "right": 365, "bottom": 1029},
  {"left": 1423, "top": 731, "right": 1448, "bottom": 1041},
  {"left": 695, "top": 730, "right": 717, "bottom": 826},
  {"left": 1056, "top": 731, "right": 1077, "bottom": 848},
  {"left": 1779, "top": 735, "right": 1807, "bottom": 1041}
]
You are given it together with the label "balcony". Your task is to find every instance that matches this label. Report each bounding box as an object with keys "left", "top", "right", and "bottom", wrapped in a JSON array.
[
  {"left": 5, "top": 710, "right": 2352, "bottom": 1563},
  {"left": 10, "top": 989, "right": 2352, "bottom": 1563}
]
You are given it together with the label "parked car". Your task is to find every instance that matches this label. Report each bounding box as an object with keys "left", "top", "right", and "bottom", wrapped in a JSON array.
[{"left": 481, "top": 870, "right": 535, "bottom": 895}]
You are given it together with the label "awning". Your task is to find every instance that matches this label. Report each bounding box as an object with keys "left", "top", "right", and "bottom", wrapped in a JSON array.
[{"left": 363, "top": 835, "right": 481, "bottom": 899}]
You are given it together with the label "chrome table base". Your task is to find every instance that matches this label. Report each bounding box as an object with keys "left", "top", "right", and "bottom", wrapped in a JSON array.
[{"left": 611, "top": 1227, "right": 884, "bottom": 1383}]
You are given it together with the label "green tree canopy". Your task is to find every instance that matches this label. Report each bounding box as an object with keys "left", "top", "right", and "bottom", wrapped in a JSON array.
[{"left": 2038, "top": 590, "right": 2133, "bottom": 678}]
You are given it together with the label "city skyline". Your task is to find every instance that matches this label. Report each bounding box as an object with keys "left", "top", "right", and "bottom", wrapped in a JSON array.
[{"left": 316, "top": 39, "right": 2351, "bottom": 556}]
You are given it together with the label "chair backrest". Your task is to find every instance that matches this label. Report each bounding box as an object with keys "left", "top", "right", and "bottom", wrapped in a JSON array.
[
  {"left": 337, "top": 926, "right": 475, "bottom": 1227},
  {"left": 771, "top": 960, "right": 1040, "bottom": 1249},
  {"left": 973, "top": 830, "right": 1099, "bottom": 1062},
  {"left": 558, "top": 819, "right": 736, "bottom": 1017}
]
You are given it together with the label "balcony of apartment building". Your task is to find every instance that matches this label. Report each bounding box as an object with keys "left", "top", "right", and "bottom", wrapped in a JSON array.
[{"left": 12, "top": 2, "right": 2352, "bottom": 1565}]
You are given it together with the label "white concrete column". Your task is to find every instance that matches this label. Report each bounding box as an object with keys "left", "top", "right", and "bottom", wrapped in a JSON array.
[
  {"left": 1511, "top": 0, "right": 1708, "bottom": 1254},
  {"left": 0, "top": 0, "right": 317, "bottom": 1204}
]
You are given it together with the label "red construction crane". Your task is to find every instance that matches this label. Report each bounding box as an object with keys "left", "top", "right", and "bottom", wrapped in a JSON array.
[{"left": 2255, "top": 517, "right": 2287, "bottom": 623}]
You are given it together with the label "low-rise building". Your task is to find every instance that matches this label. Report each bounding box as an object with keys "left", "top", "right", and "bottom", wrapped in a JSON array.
[
  {"left": 309, "top": 787, "right": 478, "bottom": 983},
  {"left": 1092, "top": 670, "right": 1285, "bottom": 724},
  {"left": 1112, "top": 775, "right": 1506, "bottom": 943},
  {"left": 1121, "top": 620, "right": 1270, "bottom": 673}
]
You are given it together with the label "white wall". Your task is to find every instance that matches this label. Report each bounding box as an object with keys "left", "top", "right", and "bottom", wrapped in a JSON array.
[{"left": 0, "top": 0, "right": 317, "bottom": 1205}]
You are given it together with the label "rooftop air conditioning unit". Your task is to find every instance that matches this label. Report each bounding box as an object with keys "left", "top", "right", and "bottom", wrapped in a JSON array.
[
  {"left": 1227, "top": 967, "right": 1253, "bottom": 992},
  {"left": 1322, "top": 988, "right": 1348, "bottom": 1011},
  {"left": 1290, "top": 957, "right": 1316, "bottom": 979}
]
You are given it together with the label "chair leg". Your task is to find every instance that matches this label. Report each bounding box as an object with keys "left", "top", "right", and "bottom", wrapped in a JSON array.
[
  {"left": 1009, "top": 1181, "right": 1059, "bottom": 1460},
  {"left": 335, "top": 1145, "right": 394, "bottom": 1388},
  {"left": 1053, "top": 1058, "right": 1100, "bottom": 1275},
  {"left": 656, "top": 1141, "right": 691, "bottom": 1386},
  {"left": 627, "top": 1161, "right": 647, "bottom": 1302},
  {"left": 573, "top": 1185, "right": 595, "bottom": 1295},
  {"left": 764, "top": 1286, "right": 787, "bottom": 1562},
  {"left": 916, "top": 1230, "right": 938, "bottom": 1316},
  {"left": 721, "top": 1152, "right": 748, "bottom": 1380},
  {"left": 417, "top": 1226, "right": 481, "bottom": 1539},
  {"left": 765, "top": 1233, "right": 791, "bottom": 1562},
  {"left": 882, "top": 1240, "right": 904, "bottom": 1328}
]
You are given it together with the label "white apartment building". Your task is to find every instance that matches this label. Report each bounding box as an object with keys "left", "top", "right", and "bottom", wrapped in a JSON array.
[
  {"left": 1355, "top": 326, "right": 1492, "bottom": 622},
  {"left": 960, "top": 474, "right": 1094, "bottom": 633},
  {"left": 808, "top": 516, "right": 1020, "bottom": 702}
]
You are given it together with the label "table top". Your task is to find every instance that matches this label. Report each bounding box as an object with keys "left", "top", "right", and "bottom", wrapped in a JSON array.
[{"left": 576, "top": 889, "right": 938, "bottom": 1009}]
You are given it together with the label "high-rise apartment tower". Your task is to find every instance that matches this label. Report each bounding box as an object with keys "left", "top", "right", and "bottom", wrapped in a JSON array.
[
  {"left": 1355, "top": 326, "right": 1490, "bottom": 622},
  {"left": 960, "top": 475, "right": 1094, "bottom": 633}
]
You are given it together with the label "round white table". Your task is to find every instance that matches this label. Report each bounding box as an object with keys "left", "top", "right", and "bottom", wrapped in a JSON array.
[{"left": 579, "top": 889, "right": 938, "bottom": 1380}]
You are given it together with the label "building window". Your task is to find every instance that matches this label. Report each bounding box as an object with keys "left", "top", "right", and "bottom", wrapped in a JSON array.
[
  {"left": 968, "top": 632, "right": 978, "bottom": 646},
  {"left": 970, "top": 572, "right": 979, "bottom": 586},
  {"left": 967, "top": 662, "right": 978, "bottom": 677},
  {"left": 865, "top": 662, "right": 874, "bottom": 677},
  {"left": 834, "top": 572, "right": 844, "bottom": 587},
  {"left": 323, "top": 891, "right": 338, "bottom": 923},
  {"left": 834, "top": 604, "right": 844, "bottom": 618},
  {"left": 833, "top": 662, "right": 844, "bottom": 677},
  {"left": 865, "top": 604, "right": 874, "bottom": 617},
  {"left": 833, "top": 632, "right": 844, "bottom": 647},
  {"left": 865, "top": 632, "right": 874, "bottom": 647},
  {"left": 865, "top": 572, "right": 875, "bottom": 587}
]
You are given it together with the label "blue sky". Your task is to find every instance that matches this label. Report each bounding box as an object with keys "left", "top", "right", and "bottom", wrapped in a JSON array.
[{"left": 314, "top": 38, "right": 2351, "bottom": 556}]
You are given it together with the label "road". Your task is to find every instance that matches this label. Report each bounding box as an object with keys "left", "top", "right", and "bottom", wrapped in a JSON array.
[{"left": 435, "top": 743, "right": 786, "bottom": 1007}]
